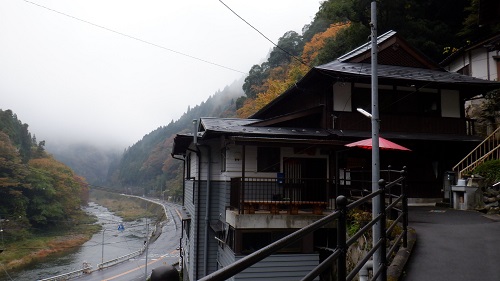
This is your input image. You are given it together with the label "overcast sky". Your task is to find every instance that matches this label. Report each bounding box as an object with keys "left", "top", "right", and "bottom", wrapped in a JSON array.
[{"left": 0, "top": 0, "right": 321, "bottom": 150}]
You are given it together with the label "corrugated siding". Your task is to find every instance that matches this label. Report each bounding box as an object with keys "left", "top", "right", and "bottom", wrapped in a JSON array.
[
  {"left": 234, "top": 254, "right": 320, "bottom": 281},
  {"left": 217, "top": 245, "right": 238, "bottom": 281},
  {"left": 183, "top": 180, "right": 196, "bottom": 281},
  {"left": 184, "top": 139, "right": 325, "bottom": 280},
  {"left": 189, "top": 151, "right": 199, "bottom": 178},
  {"left": 185, "top": 179, "right": 231, "bottom": 279}
]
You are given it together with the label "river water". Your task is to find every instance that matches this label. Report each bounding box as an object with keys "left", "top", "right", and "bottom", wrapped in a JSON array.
[{"left": 2, "top": 202, "right": 148, "bottom": 281}]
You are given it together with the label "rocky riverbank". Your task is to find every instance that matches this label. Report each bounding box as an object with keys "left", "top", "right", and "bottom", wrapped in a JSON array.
[
  {"left": 0, "top": 213, "right": 99, "bottom": 275},
  {"left": 0, "top": 191, "right": 161, "bottom": 278}
]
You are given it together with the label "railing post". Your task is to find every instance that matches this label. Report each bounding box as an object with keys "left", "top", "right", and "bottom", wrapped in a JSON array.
[
  {"left": 336, "top": 195, "right": 348, "bottom": 281},
  {"left": 378, "top": 179, "right": 387, "bottom": 281},
  {"left": 401, "top": 167, "right": 408, "bottom": 248}
]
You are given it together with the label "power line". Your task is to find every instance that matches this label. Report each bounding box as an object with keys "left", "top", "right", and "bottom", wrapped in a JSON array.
[
  {"left": 218, "top": 0, "right": 309, "bottom": 68},
  {"left": 22, "top": 0, "right": 246, "bottom": 74}
]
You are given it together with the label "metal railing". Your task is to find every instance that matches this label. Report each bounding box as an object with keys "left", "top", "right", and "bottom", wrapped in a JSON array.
[
  {"left": 453, "top": 125, "right": 500, "bottom": 178},
  {"left": 230, "top": 177, "right": 333, "bottom": 214},
  {"left": 200, "top": 168, "right": 408, "bottom": 281},
  {"left": 37, "top": 263, "right": 92, "bottom": 281},
  {"left": 97, "top": 243, "right": 147, "bottom": 270}
]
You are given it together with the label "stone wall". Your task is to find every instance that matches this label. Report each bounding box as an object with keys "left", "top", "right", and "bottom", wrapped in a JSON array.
[{"left": 482, "top": 188, "right": 500, "bottom": 214}]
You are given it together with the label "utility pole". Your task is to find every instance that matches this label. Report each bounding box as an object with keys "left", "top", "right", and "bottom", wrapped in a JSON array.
[
  {"left": 101, "top": 228, "right": 106, "bottom": 266},
  {"left": 0, "top": 215, "right": 5, "bottom": 251},
  {"left": 370, "top": 1, "right": 382, "bottom": 280},
  {"left": 145, "top": 218, "right": 149, "bottom": 281}
]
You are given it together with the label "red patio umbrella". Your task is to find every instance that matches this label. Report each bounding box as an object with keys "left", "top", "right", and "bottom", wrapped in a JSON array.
[{"left": 345, "top": 137, "right": 411, "bottom": 151}]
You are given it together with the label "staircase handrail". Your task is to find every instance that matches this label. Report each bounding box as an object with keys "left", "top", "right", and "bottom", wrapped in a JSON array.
[
  {"left": 453, "top": 125, "right": 500, "bottom": 178},
  {"left": 457, "top": 145, "right": 500, "bottom": 175}
]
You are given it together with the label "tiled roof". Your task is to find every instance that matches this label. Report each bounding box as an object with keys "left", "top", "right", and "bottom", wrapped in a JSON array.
[
  {"left": 316, "top": 61, "right": 496, "bottom": 84},
  {"left": 337, "top": 30, "right": 396, "bottom": 62},
  {"left": 199, "top": 117, "right": 331, "bottom": 138}
]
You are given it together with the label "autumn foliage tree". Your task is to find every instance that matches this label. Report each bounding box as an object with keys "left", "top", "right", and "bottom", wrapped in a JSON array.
[
  {"left": 237, "top": 23, "right": 350, "bottom": 117},
  {"left": 0, "top": 109, "right": 89, "bottom": 240}
]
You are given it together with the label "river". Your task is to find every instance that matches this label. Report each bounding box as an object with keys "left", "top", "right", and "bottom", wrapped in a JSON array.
[{"left": 2, "top": 202, "right": 149, "bottom": 281}]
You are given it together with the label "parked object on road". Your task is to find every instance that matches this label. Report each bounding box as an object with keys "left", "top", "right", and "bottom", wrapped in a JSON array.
[{"left": 151, "top": 265, "right": 179, "bottom": 281}]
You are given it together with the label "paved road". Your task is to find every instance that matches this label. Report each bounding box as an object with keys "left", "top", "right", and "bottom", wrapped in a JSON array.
[
  {"left": 77, "top": 201, "right": 182, "bottom": 281},
  {"left": 403, "top": 206, "right": 500, "bottom": 281}
]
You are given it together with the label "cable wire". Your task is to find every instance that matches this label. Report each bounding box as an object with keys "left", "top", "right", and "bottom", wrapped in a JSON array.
[
  {"left": 218, "top": 0, "right": 309, "bottom": 68},
  {"left": 22, "top": 0, "right": 246, "bottom": 74}
]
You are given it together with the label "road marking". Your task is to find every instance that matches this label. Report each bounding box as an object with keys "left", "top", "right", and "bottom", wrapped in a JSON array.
[{"left": 102, "top": 249, "right": 179, "bottom": 280}]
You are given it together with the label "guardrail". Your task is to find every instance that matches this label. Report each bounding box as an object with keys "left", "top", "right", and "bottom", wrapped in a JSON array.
[
  {"left": 97, "top": 245, "right": 147, "bottom": 270},
  {"left": 37, "top": 195, "right": 168, "bottom": 281},
  {"left": 37, "top": 263, "right": 92, "bottom": 281}
]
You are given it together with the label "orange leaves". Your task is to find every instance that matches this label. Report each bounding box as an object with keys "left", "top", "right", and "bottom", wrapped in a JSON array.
[
  {"left": 302, "top": 22, "right": 350, "bottom": 64},
  {"left": 237, "top": 22, "right": 350, "bottom": 118}
]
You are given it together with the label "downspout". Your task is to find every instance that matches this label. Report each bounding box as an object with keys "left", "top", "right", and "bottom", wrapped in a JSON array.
[
  {"left": 192, "top": 119, "right": 203, "bottom": 280},
  {"left": 196, "top": 148, "right": 202, "bottom": 280},
  {"left": 171, "top": 154, "right": 186, "bottom": 269},
  {"left": 189, "top": 119, "right": 213, "bottom": 278},
  {"left": 171, "top": 155, "right": 186, "bottom": 205},
  {"left": 202, "top": 145, "right": 211, "bottom": 277},
  {"left": 190, "top": 144, "right": 212, "bottom": 278}
]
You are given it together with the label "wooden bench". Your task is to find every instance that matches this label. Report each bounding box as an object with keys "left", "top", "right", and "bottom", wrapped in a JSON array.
[{"left": 243, "top": 200, "right": 329, "bottom": 215}]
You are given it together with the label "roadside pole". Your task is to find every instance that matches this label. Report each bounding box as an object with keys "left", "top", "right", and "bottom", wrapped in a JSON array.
[{"left": 370, "top": 1, "right": 382, "bottom": 280}]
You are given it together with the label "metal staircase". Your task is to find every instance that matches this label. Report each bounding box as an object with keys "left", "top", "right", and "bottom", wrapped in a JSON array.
[{"left": 453, "top": 125, "right": 500, "bottom": 179}]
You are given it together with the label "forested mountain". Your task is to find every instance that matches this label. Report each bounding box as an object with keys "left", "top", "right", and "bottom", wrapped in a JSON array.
[
  {"left": 99, "top": 0, "right": 499, "bottom": 200},
  {"left": 105, "top": 80, "right": 244, "bottom": 198},
  {"left": 47, "top": 143, "right": 121, "bottom": 186},
  {"left": 0, "top": 109, "right": 89, "bottom": 241}
]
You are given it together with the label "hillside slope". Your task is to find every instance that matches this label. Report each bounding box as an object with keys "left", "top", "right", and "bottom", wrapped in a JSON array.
[{"left": 106, "top": 79, "right": 244, "bottom": 197}]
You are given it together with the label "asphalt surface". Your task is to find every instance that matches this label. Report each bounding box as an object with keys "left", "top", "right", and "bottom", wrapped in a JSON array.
[{"left": 402, "top": 206, "right": 500, "bottom": 281}]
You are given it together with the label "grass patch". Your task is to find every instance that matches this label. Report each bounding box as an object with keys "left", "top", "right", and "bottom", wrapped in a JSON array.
[
  {"left": 0, "top": 212, "right": 100, "bottom": 274},
  {"left": 90, "top": 190, "right": 163, "bottom": 221}
]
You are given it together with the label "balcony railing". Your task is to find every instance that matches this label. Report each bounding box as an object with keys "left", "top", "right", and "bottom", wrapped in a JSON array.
[
  {"left": 230, "top": 177, "right": 334, "bottom": 215},
  {"left": 335, "top": 111, "right": 475, "bottom": 135},
  {"left": 230, "top": 168, "right": 404, "bottom": 215}
]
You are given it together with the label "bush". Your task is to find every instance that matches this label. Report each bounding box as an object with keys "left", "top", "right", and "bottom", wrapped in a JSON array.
[{"left": 473, "top": 160, "right": 500, "bottom": 186}]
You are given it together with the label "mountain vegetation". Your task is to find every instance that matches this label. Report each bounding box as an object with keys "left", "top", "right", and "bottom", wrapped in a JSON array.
[
  {"left": 62, "top": 0, "right": 499, "bottom": 201},
  {"left": 0, "top": 109, "right": 90, "bottom": 242},
  {"left": 104, "top": 80, "right": 244, "bottom": 198},
  {"left": 237, "top": 0, "right": 499, "bottom": 117}
]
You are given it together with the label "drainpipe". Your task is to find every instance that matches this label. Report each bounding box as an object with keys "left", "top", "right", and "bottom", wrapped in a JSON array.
[
  {"left": 190, "top": 144, "right": 212, "bottom": 278},
  {"left": 171, "top": 154, "right": 186, "bottom": 271},
  {"left": 171, "top": 155, "right": 186, "bottom": 205},
  {"left": 202, "top": 145, "right": 212, "bottom": 277},
  {"left": 359, "top": 260, "right": 374, "bottom": 281},
  {"left": 191, "top": 119, "right": 203, "bottom": 280}
]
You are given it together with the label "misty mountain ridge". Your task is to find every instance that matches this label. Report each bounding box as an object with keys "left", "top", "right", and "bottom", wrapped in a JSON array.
[{"left": 51, "top": 78, "right": 244, "bottom": 193}]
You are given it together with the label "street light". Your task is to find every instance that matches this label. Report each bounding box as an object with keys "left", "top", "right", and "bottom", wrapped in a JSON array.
[{"left": 356, "top": 108, "right": 372, "bottom": 118}]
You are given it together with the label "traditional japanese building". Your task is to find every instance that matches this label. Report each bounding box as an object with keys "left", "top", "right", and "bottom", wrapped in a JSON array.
[{"left": 172, "top": 30, "right": 500, "bottom": 281}]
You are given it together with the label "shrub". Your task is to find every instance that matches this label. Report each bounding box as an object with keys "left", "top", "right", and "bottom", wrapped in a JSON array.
[{"left": 473, "top": 160, "right": 500, "bottom": 186}]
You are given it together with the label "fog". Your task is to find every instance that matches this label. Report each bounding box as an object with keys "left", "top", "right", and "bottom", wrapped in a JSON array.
[{"left": 0, "top": 0, "right": 321, "bottom": 149}]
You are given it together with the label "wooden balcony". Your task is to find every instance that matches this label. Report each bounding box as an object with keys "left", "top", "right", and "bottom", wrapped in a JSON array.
[{"left": 334, "top": 111, "right": 475, "bottom": 136}]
